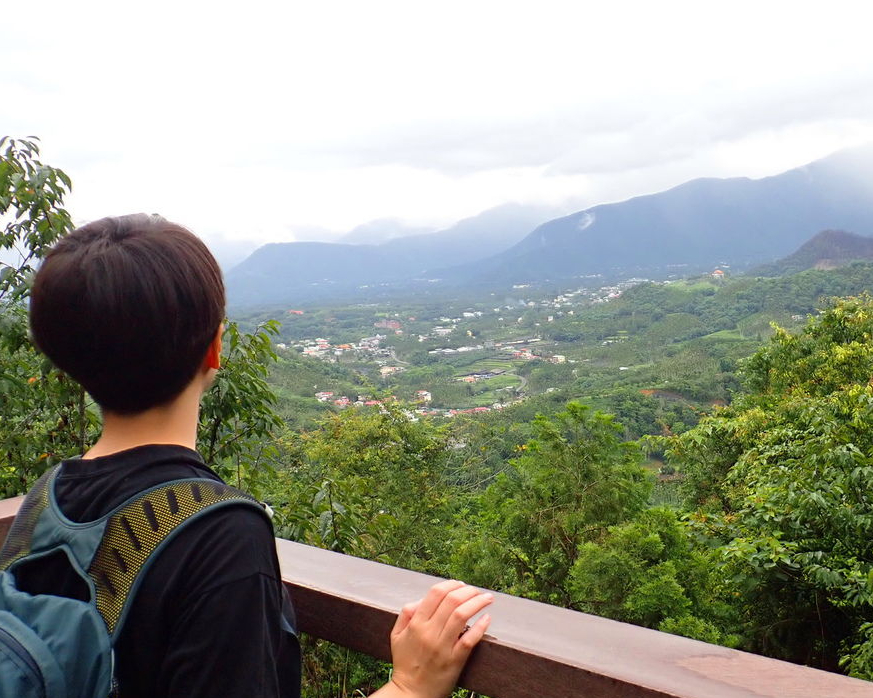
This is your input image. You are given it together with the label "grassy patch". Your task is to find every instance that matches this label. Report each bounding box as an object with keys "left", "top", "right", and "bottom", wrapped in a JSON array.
[
  {"left": 702, "top": 329, "right": 746, "bottom": 340},
  {"left": 483, "top": 374, "right": 522, "bottom": 390},
  {"left": 669, "top": 278, "right": 719, "bottom": 292}
]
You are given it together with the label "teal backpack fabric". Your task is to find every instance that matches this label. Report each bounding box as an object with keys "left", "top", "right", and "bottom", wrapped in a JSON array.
[{"left": 0, "top": 465, "right": 268, "bottom": 698}]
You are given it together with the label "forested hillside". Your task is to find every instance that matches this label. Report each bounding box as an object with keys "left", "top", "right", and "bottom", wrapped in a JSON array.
[
  {"left": 247, "top": 260, "right": 873, "bottom": 448},
  {"left": 752, "top": 229, "right": 873, "bottom": 276}
]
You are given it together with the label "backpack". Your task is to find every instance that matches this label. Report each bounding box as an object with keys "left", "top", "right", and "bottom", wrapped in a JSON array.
[{"left": 0, "top": 465, "right": 269, "bottom": 698}]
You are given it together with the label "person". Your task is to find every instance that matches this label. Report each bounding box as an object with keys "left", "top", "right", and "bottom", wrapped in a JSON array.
[{"left": 25, "top": 213, "right": 492, "bottom": 698}]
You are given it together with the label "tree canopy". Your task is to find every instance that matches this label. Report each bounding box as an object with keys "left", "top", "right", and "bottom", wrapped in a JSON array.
[{"left": 664, "top": 296, "right": 873, "bottom": 676}]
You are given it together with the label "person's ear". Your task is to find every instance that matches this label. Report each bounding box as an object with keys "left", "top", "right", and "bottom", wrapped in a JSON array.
[{"left": 203, "top": 324, "right": 224, "bottom": 371}]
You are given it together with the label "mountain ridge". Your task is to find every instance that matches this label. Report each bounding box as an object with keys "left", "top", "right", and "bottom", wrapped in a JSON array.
[
  {"left": 441, "top": 148, "right": 873, "bottom": 283},
  {"left": 751, "top": 229, "right": 873, "bottom": 276},
  {"left": 226, "top": 202, "right": 563, "bottom": 305},
  {"left": 227, "top": 144, "right": 873, "bottom": 306}
]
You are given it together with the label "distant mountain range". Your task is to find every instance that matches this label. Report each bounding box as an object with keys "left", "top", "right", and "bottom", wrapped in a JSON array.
[
  {"left": 439, "top": 145, "right": 873, "bottom": 284},
  {"left": 338, "top": 219, "right": 435, "bottom": 245},
  {"left": 751, "top": 229, "right": 873, "bottom": 276},
  {"left": 227, "top": 145, "right": 873, "bottom": 307},
  {"left": 226, "top": 202, "right": 563, "bottom": 305}
]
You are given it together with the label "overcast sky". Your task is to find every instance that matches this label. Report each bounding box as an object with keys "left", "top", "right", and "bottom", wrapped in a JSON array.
[{"left": 6, "top": 0, "right": 873, "bottom": 265}]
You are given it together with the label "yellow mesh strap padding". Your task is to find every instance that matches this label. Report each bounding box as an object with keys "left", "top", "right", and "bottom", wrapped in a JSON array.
[
  {"left": 0, "top": 467, "right": 57, "bottom": 571},
  {"left": 88, "top": 479, "right": 260, "bottom": 636}
]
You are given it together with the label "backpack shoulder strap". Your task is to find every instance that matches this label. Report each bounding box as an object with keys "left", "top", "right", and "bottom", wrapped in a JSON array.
[
  {"left": 0, "top": 466, "right": 60, "bottom": 572},
  {"left": 87, "top": 477, "right": 269, "bottom": 639}
]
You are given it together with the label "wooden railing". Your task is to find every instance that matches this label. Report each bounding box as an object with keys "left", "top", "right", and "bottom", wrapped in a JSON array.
[{"left": 3, "top": 495, "right": 873, "bottom": 697}]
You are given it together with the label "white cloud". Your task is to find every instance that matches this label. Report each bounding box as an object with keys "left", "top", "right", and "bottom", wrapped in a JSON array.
[{"left": 4, "top": 0, "right": 873, "bottom": 249}]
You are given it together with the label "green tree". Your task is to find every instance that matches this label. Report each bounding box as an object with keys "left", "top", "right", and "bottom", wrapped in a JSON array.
[
  {"left": 453, "top": 402, "right": 651, "bottom": 608},
  {"left": 268, "top": 402, "right": 458, "bottom": 574},
  {"left": 199, "top": 320, "right": 284, "bottom": 491},
  {"left": 568, "top": 507, "right": 736, "bottom": 644},
  {"left": 664, "top": 296, "right": 873, "bottom": 675},
  {"left": 0, "top": 137, "right": 73, "bottom": 300},
  {"left": 0, "top": 137, "right": 95, "bottom": 495}
]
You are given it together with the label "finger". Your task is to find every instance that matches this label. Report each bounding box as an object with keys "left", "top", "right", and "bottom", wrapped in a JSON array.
[
  {"left": 439, "top": 591, "right": 493, "bottom": 642},
  {"left": 430, "top": 585, "right": 486, "bottom": 630},
  {"left": 392, "top": 601, "right": 419, "bottom": 639},
  {"left": 415, "top": 579, "right": 465, "bottom": 621},
  {"left": 454, "top": 613, "right": 491, "bottom": 657}
]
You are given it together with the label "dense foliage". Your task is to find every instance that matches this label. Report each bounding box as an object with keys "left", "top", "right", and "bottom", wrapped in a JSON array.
[
  {"left": 453, "top": 403, "right": 651, "bottom": 606},
  {"left": 269, "top": 402, "right": 456, "bottom": 572},
  {"left": 0, "top": 138, "right": 94, "bottom": 494},
  {"left": 664, "top": 296, "right": 873, "bottom": 677}
]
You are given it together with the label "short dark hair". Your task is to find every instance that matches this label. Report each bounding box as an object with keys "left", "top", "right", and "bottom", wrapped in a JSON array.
[{"left": 29, "top": 214, "right": 225, "bottom": 414}]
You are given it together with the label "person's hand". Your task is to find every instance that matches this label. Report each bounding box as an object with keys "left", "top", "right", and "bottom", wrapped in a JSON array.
[{"left": 386, "top": 580, "right": 493, "bottom": 698}]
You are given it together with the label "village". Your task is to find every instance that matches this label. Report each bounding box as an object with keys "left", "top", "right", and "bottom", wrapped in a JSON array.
[{"left": 269, "top": 276, "right": 671, "bottom": 418}]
